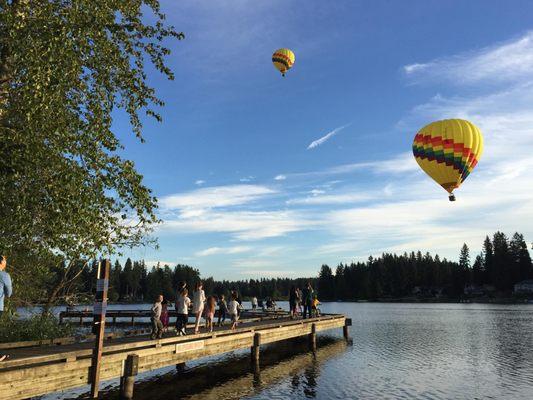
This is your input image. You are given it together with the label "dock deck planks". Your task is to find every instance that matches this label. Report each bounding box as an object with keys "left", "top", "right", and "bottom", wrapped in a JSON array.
[{"left": 0, "top": 313, "right": 349, "bottom": 400}]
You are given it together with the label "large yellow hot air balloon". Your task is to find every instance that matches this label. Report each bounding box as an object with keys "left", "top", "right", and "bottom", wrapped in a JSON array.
[
  {"left": 412, "top": 119, "right": 483, "bottom": 201},
  {"left": 272, "top": 48, "right": 295, "bottom": 77}
]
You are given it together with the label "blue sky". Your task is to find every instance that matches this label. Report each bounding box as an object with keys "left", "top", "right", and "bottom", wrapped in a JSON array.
[{"left": 117, "top": 0, "right": 533, "bottom": 279}]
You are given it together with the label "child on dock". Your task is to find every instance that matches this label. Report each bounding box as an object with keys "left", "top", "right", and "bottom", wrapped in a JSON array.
[
  {"left": 228, "top": 292, "right": 242, "bottom": 330},
  {"left": 161, "top": 299, "right": 170, "bottom": 331},
  {"left": 205, "top": 296, "right": 216, "bottom": 332},
  {"left": 175, "top": 288, "right": 191, "bottom": 336},
  {"left": 192, "top": 282, "right": 206, "bottom": 334},
  {"left": 217, "top": 294, "right": 228, "bottom": 326},
  {"left": 150, "top": 294, "right": 164, "bottom": 340},
  {"left": 311, "top": 295, "right": 320, "bottom": 317}
]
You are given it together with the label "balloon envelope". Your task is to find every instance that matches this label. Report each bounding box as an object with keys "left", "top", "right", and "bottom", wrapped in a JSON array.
[
  {"left": 272, "top": 48, "right": 295, "bottom": 76},
  {"left": 412, "top": 119, "right": 483, "bottom": 197}
]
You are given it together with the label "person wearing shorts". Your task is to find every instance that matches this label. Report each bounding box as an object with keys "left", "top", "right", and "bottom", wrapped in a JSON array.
[{"left": 228, "top": 293, "right": 241, "bottom": 330}]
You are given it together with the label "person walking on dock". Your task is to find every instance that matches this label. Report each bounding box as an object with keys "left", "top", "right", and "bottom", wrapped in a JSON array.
[
  {"left": 217, "top": 294, "right": 228, "bottom": 326},
  {"left": 228, "top": 292, "right": 242, "bottom": 330},
  {"left": 175, "top": 288, "right": 191, "bottom": 336},
  {"left": 251, "top": 296, "right": 258, "bottom": 310},
  {"left": 302, "top": 282, "right": 314, "bottom": 319},
  {"left": 150, "top": 294, "right": 164, "bottom": 339},
  {"left": 289, "top": 285, "right": 298, "bottom": 319},
  {"left": 192, "top": 281, "right": 206, "bottom": 334},
  {"left": 205, "top": 295, "right": 216, "bottom": 332}
]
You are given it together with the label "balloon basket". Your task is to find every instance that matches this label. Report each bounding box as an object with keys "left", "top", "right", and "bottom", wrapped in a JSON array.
[{"left": 448, "top": 194, "right": 456, "bottom": 202}]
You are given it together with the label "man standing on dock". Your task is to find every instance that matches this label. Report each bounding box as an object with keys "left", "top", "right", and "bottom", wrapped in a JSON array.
[
  {"left": 0, "top": 256, "right": 12, "bottom": 317},
  {"left": 150, "top": 294, "right": 164, "bottom": 339},
  {"left": 302, "top": 282, "right": 314, "bottom": 319}
]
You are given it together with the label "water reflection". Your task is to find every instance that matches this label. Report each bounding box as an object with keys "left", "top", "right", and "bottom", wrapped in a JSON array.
[
  {"left": 70, "top": 303, "right": 533, "bottom": 400},
  {"left": 98, "top": 337, "right": 348, "bottom": 400}
]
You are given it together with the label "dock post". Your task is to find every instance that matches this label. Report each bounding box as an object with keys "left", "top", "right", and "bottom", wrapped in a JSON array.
[
  {"left": 251, "top": 332, "right": 261, "bottom": 364},
  {"left": 119, "top": 354, "right": 139, "bottom": 400},
  {"left": 176, "top": 362, "right": 186, "bottom": 372},
  {"left": 310, "top": 323, "right": 317, "bottom": 351},
  {"left": 343, "top": 318, "right": 352, "bottom": 339},
  {"left": 90, "top": 259, "right": 110, "bottom": 399}
]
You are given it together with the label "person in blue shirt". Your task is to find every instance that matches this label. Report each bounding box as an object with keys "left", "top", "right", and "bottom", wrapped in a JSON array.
[
  {"left": 0, "top": 255, "right": 12, "bottom": 361},
  {"left": 0, "top": 255, "right": 12, "bottom": 315}
]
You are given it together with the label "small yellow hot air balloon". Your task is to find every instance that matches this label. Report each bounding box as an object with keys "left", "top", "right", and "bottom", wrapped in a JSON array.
[
  {"left": 272, "top": 48, "right": 295, "bottom": 77},
  {"left": 412, "top": 119, "right": 483, "bottom": 201}
]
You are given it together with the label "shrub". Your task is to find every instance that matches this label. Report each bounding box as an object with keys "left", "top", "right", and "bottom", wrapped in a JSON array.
[{"left": 0, "top": 314, "right": 74, "bottom": 343}]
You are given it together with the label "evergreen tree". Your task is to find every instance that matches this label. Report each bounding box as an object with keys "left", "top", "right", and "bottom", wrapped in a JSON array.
[
  {"left": 483, "top": 236, "right": 494, "bottom": 284},
  {"left": 472, "top": 254, "right": 484, "bottom": 285},
  {"left": 492, "top": 232, "right": 511, "bottom": 291},
  {"left": 318, "top": 265, "right": 335, "bottom": 300},
  {"left": 509, "top": 233, "right": 532, "bottom": 282}
]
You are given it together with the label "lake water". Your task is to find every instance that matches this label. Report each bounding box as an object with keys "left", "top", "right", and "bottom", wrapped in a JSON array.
[{"left": 50, "top": 302, "right": 533, "bottom": 400}]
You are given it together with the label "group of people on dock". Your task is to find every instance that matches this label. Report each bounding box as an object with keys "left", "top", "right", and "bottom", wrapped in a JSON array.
[
  {"left": 150, "top": 281, "right": 243, "bottom": 339},
  {"left": 149, "top": 281, "right": 320, "bottom": 340},
  {"left": 289, "top": 282, "right": 320, "bottom": 320}
]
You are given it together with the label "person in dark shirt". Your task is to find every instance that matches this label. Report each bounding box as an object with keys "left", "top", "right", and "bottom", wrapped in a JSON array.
[{"left": 302, "top": 282, "right": 314, "bottom": 319}]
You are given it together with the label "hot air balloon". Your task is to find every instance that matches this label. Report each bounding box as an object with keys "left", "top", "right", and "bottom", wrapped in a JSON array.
[
  {"left": 412, "top": 119, "right": 483, "bottom": 201},
  {"left": 272, "top": 48, "right": 295, "bottom": 77}
]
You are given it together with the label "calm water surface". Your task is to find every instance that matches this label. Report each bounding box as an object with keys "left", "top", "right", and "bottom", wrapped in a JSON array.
[{"left": 54, "top": 302, "right": 533, "bottom": 400}]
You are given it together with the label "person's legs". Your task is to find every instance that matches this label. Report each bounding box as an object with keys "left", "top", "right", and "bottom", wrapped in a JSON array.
[
  {"left": 150, "top": 317, "right": 157, "bottom": 339},
  {"left": 194, "top": 311, "right": 202, "bottom": 333},
  {"left": 157, "top": 319, "right": 164, "bottom": 338}
]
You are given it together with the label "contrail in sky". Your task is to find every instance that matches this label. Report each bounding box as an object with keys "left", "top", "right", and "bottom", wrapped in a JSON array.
[{"left": 307, "top": 123, "right": 351, "bottom": 150}]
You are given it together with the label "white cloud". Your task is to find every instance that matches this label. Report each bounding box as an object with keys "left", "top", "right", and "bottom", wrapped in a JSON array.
[
  {"left": 307, "top": 124, "right": 350, "bottom": 150},
  {"left": 403, "top": 31, "right": 533, "bottom": 85},
  {"left": 274, "top": 174, "right": 286, "bottom": 181},
  {"left": 195, "top": 246, "right": 251, "bottom": 257},
  {"left": 195, "top": 180, "right": 205, "bottom": 186},
  {"left": 160, "top": 184, "right": 276, "bottom": 211},
  {"left": 160, "top": 209, "right": 316, "bottom": 241},
  {"left": 239, "top": 176, "right": 255, "bottom": 183},
  {"left": 274, "top": 152, "right": 418, "bottom": 182},
  {"left": 287, "top": 192, "right": 373, "bottom": 206},
  {"left": 144, "top": 260, "right": 176, "bottom": 268}
]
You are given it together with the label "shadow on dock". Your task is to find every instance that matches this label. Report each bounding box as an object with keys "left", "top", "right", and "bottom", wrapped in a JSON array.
[{"left": 95, "top": 336, "right": 349, "bottom": 400}]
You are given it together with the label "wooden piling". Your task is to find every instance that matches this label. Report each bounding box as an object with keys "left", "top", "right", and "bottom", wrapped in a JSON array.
[
  {"left": 343, "top": 318, "right": 352, "bottom": 339},
  {"left": 90, "top": 259, "right": 110, "bottom": 399},
  {"left": 251, "top": 332, "right": 261, "bottom": 363},
  {"left": 119, "top": 354, "right": 139, "bottom": 400},
  {"left": 310, "top": 323, "right": 317, "bottom": 351}
]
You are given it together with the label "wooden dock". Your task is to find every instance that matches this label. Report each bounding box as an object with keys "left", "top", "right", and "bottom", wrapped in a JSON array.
[
  {"left": 0, "top": 313, "right": 351, "bottom": 400},
  {"left": 58, "top": 308, "right": 289, "bottom": 326}
]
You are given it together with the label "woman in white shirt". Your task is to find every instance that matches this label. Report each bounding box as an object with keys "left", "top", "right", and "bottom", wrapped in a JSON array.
[{"left": 192, "top": 281, "right": 206, "bottom": 334}]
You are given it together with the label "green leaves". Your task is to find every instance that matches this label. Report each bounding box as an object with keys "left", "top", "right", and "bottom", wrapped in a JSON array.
[{"left": 0, "top": 1, "right": 181, "bottom": 301}]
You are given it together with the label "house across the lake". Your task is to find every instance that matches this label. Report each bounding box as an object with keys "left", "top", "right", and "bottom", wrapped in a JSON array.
[
  {"left": 513, "top": 280, "right": 533, "bottom": 294},
  {"left": 464, "top": 284, "right": 496, "bottom": 296}
]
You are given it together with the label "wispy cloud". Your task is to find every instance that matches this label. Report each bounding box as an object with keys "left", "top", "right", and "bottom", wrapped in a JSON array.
[
  {"left": 160, "top": 184, "right": 276, "bottom": 211},
  {"left": 274, "top": 174, "right": 286, "bottom": 181},
  {"left": 307, "top": 124, "right": 350, "bottom": 150},
  {"left": 144, "top": 260, "right": 176, "bottom": 268},
  {"left": 239, "top": 176, "right": 255, "bottom": 183},
  {"left": 274, "top": 152, "right": 418, "bottom": 183},
  {"left": 403, "top": 31, "right": 533, "bottom": 85},
  {"left": 287, "top": 192, "right": 374, "bottom": 206},
  {"left": 195, "top": 246, "right": 251, "bottom": 257},
  {"left": 160, "top": 210, "right": 316, "bottom": 241},
  {"left": 195, "top": 180, "right": 205, "bottom": 186}
]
